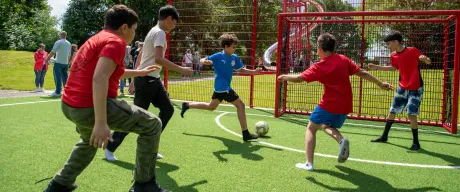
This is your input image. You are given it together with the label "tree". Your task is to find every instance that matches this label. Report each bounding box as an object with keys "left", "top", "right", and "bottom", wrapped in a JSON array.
[
  {"left": 61, "top": 0, "right": 109, "bottom": 47},
  {"left": 0, "top": 0, "right": 58, "bottom": 51}
]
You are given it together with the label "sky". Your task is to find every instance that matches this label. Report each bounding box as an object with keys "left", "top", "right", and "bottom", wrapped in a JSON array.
[{"left": 48, "top": 0, "right": 69, "bottom": 29}]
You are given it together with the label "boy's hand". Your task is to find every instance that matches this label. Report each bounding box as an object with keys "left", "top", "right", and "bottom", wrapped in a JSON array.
[
  {"left": 379, "top": 82, "right": 394, "bottom": 91},
  {"left": 277, "top": 75, "right": 288, "bottom": 82},
  {"left": 90, "top": 123, "right": 112, "bottom": 149},
  {"left": 368, "top": 64, "right": 377, "bottom": 70},
  {"left": 203, "top": 60, "right": 213, "bottom": 65},
  {"left": 419, "top": 55, "right": 431, "bottom": 64},
  {"left": 181, "top": 67, "right": 193, "bottom": 76},
  {"left": 128, "top": 83, "right": 135, "bottom": 95},
  {"left": 140, "top": 66, "right": 161, "bottom": 76}
]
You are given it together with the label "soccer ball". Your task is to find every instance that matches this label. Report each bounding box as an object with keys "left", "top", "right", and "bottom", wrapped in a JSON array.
[{"left": 255, "top": 121, "right": 269, "bottom": 136}]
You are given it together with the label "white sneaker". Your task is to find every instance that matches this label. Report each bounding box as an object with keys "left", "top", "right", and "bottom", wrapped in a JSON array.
[
  {"left": 39, "top": 88, "right": 44, "bottom": 92},
  {"left": 338, "top": 138, "right": 350, "bottom": 163},
  {"left": 104, "top": 149, "right": 118, "bottom": 162},
  {"left": 295, "top": 162, "right": 314, "bottom": 171},
  {"left": 50, "top": 92, "right": 61, "bottom": 97},
  {"left": 156, "top": 153, "right": 163, "bottom": 159},
  {"left": 35, "top": 88, "right": 40, "bottom": 92}
]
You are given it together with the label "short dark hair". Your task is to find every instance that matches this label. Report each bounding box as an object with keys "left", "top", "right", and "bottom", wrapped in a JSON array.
[
  {"left": 104, "top": 5, "right": 139, "bottom": 30},
  {"left": 383, "top": 31, "right": 403, "bottom": 43},
  {"left": 39, "top": 43, "right": 45, "bottom": 48},
  {"left": 158, "top": 5, "right": 179, "bottom": 21},
  {"left": 317, "top": 33, "right": 336, "bottom": 52},
  {"left": 218, "top": 33, "right": 238, "bottom": 48}
]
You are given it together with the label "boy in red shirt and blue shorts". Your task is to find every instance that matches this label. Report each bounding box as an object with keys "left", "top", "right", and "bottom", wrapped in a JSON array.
[
  {"left": 369, "top": 31, "right": 431, "bottom": 150},
  {"left": 278, "top": 33, "right": 393, "bottom": 171}
]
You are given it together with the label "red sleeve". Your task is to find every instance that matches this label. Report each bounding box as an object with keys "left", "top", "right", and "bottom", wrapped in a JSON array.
[
  {"left": 300, "top": 65, "right": 322, "bottom": 83},
  {"left": 390, "top": 54, "right": 398, "bottom": 69},
  {"left": 99, "top": 39, "right": 126, "bottom": 66},
  {"left": 34, "top": 52, "right": 39, "bottom": 62},
  {"left": 411, "top": 47, "right": 422, "bottom": 58},
  {"left": 346, "top": 57, "right": 360, "bottom": 75}
]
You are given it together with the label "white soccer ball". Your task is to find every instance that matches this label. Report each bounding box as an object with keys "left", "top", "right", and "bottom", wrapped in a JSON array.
[
  {"left": 255, "top": 121, "right": 269, "bottom": 136},
  {"left": 49, "top": 58, "right": 55, "bottom": 64}
]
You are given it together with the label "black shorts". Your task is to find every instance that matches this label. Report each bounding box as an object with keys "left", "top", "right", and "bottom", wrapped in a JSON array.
[{"left": 212, "top": 90, "right": 239, "bottom": 102}]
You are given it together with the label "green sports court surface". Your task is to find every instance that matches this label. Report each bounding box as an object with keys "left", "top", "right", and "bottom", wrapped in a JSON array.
[{"left": 0, "top": 96, "right": 459, "bottom": 192}]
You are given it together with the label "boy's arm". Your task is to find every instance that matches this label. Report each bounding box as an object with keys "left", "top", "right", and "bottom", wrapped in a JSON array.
[
  {"left": 368, "top": 63, "right": 396, "bottom": 71},
  {"left": 154, "top": 46, "right": 193, "bottom": 76},
  {"left": 200, "top": 57, "right": 213, "bottom": 65},
  {"left": 354, "top": 69, "right": 394, "bottom": 90},
  {"left": 238, "top": 67, "right": 262, "bottom": 75},
  {"left": 277, "top": 74, "right": 304, "bottom": 83},
  {"left": 419, "top": 55, "right": 431, "bottom": 64},
  {"left": 91, "top": 56, "right": 116, "bottom": 149}
]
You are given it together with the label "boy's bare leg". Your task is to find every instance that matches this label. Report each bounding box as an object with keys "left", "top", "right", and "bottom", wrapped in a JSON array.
[
  {"left": 231, "top": 98, "right": 258, "bottom": 141},
  {"left": 181, "top": 99, "right": 220, "bottom": 118},
  {"left": 305, "top": 122, "right": 321, "bottom": 164},
  {"left": 322, "top": 125, "right": 344, "bottom": 143}
]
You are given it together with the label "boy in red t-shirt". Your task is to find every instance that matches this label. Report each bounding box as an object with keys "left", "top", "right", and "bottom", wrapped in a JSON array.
[
  {"left": 368, "top": 31, "right": 431, "bottom": 151},
  {"left": 278, "top": 33, "right": 393, "bottom": 171},
  {"left": 43, "top": 5, "right": 168, "bottom": 192}
]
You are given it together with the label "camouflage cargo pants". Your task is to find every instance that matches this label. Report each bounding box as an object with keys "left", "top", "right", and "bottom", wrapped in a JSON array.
[{"left": 54, "top": 99, "right": 162, "bottom": 186}]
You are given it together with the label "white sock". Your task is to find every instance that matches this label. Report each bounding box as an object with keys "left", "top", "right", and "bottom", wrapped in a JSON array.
[{"left": 104, "top": 149, "right": 117, "bottom": 162}]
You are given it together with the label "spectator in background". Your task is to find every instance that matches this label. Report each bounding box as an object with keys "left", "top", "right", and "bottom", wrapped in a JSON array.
[
  {"left": 45, "top": 31, "right": 72, "bottom": 97},
  {"left": 193, "top": 51, "right": 201, "bottom": 77},
  {"left": 182, "top": 49, "right": 193, "bottom": 79},
  {"left": 34, "top": 43, "right": 48, "bottom": 92},
  {"left": 119, "top": 45, "right": 132, "bottom": 97},
  {"left": 69, "top": 44, "right": 78, "bottom": 68}
]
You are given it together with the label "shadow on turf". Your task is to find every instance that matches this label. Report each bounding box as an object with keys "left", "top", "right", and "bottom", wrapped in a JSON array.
[
  {"left": 182, "top": 132, "right": 281, "bottom": 162},
  {"left": 340, "top": 130, "right": 460, "bottom": 146},
  {"left": 306, "top": 165, "right": 441, "bottom": 192},
  {"left": 254, "top": 109, "right": 460, "bottom": 139},
  {"left": 106, "top": 160, "right": 208, "bottom": 191},
  {"left": 386, "top": 142, "right": 460, "bottom": 167}
]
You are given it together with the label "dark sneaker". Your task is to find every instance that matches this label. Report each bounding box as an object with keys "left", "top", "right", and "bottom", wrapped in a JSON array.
[
  {"left": 370, "top": 136, "right": 388, "bottom": 143},
  {"left": 43, "top": 180, "right": 77, "bottom": 192},
  {"left": 180, "top": 102, "right": 189, "bottom": 118},
  {"left": 409, "top": 143, "right": 421, "bottom": 151},
  {"left": 129, "top": 178, "right": 168, "bottom": 192},
  {"left": 243, "top": 133, "right": 259, "bottom": 141}
]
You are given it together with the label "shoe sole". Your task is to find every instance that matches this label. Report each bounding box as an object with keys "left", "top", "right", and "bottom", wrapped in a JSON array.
[{"left": 338, "top": 139, "right": 349, "bottom": 163}]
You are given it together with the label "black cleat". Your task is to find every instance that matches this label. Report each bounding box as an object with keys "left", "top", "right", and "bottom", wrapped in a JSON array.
[
  {"left": 370, "top": 136, "right": 388, "bottom": 143},
  {"left": 409, "top": 143, "right": 421, "bottom": 151},
  {"left": 43, "top": 180, "right": 77, "bottom": 192},
  {"left": 243, "top": 133, "right": 259, "bottom": 141},
  {"left": 129, "top": 178, "right": 168, "bottom": 192},
  {"left": 180, "top": 102, "right": 189, "bottom": 118}
]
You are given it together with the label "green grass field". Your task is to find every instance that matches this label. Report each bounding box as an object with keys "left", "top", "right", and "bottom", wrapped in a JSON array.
[{"left": 0, "top": 96, "right": 459, "bottom": 192}]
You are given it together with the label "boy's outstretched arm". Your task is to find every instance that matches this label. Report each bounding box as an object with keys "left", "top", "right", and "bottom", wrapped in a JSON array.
[
  {"left": 154, "top": 46, "right": 193, "bottom": 76},
  {"left": 238, "top": 67, "right": 262, "bottom": 75},
  {"left": 354, "top": 69, "right": 394, "bottom": 91},
  {"left": 277, "top": 74, "right": 304, "bottom": 83},
  {"left": 200, "top": 57, "right": 213, "bottom": 65},
  {"left": 368, "top": 63, "right": 396, "bottom": 71},
  {"left": 419, "top": 55, "right": 431, "bottom": 64}
]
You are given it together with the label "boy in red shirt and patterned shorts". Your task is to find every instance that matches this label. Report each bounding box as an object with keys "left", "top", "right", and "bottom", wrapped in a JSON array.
[
  {"left": 278, "top": 33, "right": 393, "bottom": 171},
  {"left": 43, "top": 5, "right": 168, "bottom": 192},
  {"left": 369, "top": 31, "right": 431, "bottom": 150}
]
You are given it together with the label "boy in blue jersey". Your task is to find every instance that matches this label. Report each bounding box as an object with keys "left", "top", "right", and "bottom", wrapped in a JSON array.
[{"left": 180, "top": 33, "right": 261, "bottom": 141}]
